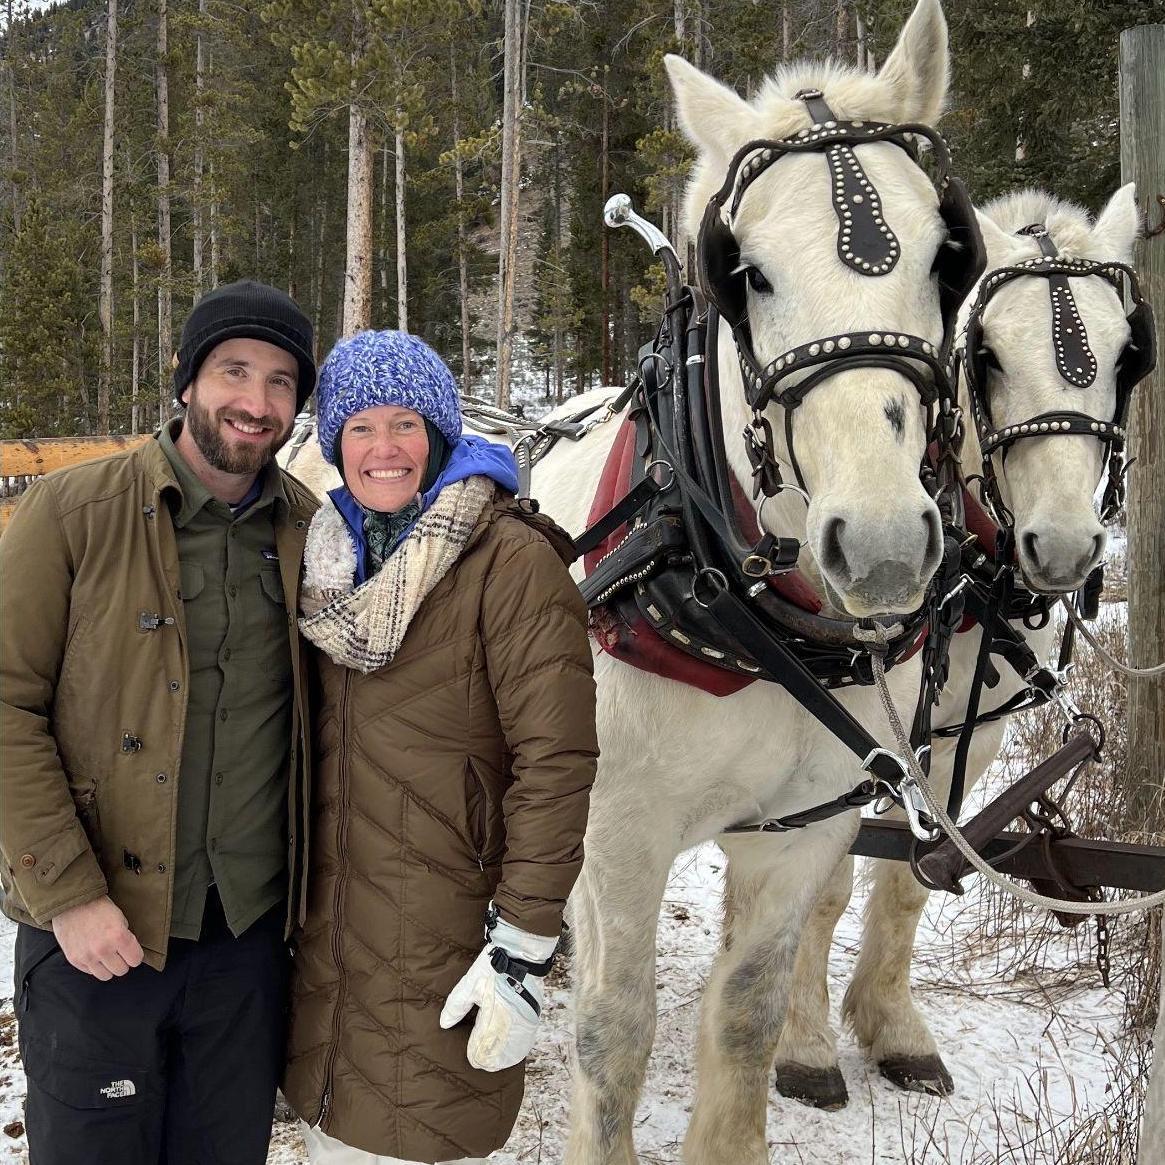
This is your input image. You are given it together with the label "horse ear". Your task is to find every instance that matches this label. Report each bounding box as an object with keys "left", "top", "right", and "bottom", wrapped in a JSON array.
[
  {"left": 876, "top": 0, "right": 949, "bottom": 125},
  {"left": 975, "top": 209, "right": 1016, "bottom": 264},
  {"left": 1088, "top": 183, "right": 1140, "bottom": 265},
  {"left": 665, "top": 54, "right": 759, "bottom": 160}
]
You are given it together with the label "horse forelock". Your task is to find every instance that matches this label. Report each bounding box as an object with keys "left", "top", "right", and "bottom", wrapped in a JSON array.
[{"left": 979, "top": 188, "right": 1094, "bottom": 259}]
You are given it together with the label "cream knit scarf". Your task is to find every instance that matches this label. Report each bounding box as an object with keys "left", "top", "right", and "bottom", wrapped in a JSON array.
[{"left": 299, "top": 475, "right": 495, "bottom": 674}]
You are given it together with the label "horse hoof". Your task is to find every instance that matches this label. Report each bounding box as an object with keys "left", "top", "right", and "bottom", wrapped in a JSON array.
[
  {"left": 878, "top": 1055, "right": 955, "bottom": 1096},
  {"left": 774, "top": 1061, "right": 849, "bottom": 1110}
]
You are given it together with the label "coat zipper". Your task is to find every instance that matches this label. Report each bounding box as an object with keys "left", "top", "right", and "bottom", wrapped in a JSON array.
[
  {"left": 317, "top": 668, "right": 353, "bottom": 1128},
  {"left": 467, "top": 760, "right": 488, "bottom": 871}
]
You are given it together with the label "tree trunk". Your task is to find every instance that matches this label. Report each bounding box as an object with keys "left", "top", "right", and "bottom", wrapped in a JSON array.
[
  {"left": 835, "top": 1, "right": 849, "bottom": 54},
  {"left": 1123, "top": 30, "right": 1165, "bottom": 1163},
  {"left": 855, "top": 10, "right": 866, "bottom": 69},
  {"left": 98, "top": 0, "right": 117, "bottom": 434},
  {"left": 313, "top": 188, "right": 326, "bottom": 358},
  {"left": 6, "top": 0, "right": 20, "bottom": 234},
  {"left": 495, "top": 0, "right": 524, "bottom": 408},
  {"left": 209, "top": 160, "right": 220, "bottom": 288},
  {"left": 156, "top": 0, "right": 173, "bottom": 423},
  {"left": 394, "top": 114, "right": 407, "bottom": 333},
  {"left": 693, "top": 0, "right": 707, "bottom": 69},
  {"left": 1016, "top": 11, "right": 1035, "bottom": 163},
  {"left": 192, "top": 0, "right": 206, "bottom": 300},
  {"left": 553, "top": 135, "right": 564, "bottom": 405},
  {"left": 342, "top": 101, "right": 373, "bottom": 337},
  {"left": 131, "top": 212, "right": 141, "bottom": 434},
  {"left": 600, "top": 83, "right": 610, "bottom": 386},
  {"left": 673, "top": 0, "right": 685, "bottom": 45},
  {"left": 452, "top": 51, "right": 471, "bottom": 394},
  {"left": 379, "top": 142, "right": 390, "bottom": 310}
]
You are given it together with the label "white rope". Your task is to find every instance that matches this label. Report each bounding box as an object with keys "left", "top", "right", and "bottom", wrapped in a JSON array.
[
  {"left": 869, "top": 646, "right": 1165, "bottom": 918},
  {"left": 1060, "top": 596, "right": 1165, "bottom": 678}
]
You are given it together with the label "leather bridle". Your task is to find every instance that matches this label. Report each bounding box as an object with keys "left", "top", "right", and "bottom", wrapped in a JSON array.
[
  {"left": 958, "top": 223, "right": 1157, "bottom": 527},
  {"left": 696, "top": 89, "right": 986, "bottom": 500}
]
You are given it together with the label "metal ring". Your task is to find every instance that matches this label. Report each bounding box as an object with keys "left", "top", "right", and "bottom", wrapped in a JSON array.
[
  {"left": 690, "top": 567, "right": 728, "bottom": 610},
  {"left": 645, "top": 459, "right": 676, "bottom": 491},
  {"left": 741, "top": 553, "right": 773, "bottom": 578},
  {"left": 638, "top": 350, "right": 673, "bottom": 386}
]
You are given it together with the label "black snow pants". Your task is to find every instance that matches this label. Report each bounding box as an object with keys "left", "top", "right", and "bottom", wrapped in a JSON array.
[{"left": 13, "top": 888, "right": 289, "bottom": 1165}]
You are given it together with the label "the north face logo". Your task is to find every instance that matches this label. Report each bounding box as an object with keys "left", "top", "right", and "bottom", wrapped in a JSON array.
[{"left": 99, "top": 1079, "right": 136, "bottom": 1100}]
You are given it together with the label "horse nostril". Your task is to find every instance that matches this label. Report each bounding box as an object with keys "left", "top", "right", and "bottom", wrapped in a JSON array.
[
  {"left": 821, "top": 517, "right": 847, "bottom": 575},
  {"left": 923, "top": 507, "right": 943, "bottom": 573},
  {"left": 1079, "top": 532, "right": 1105, "bottom": 578},
  {"left": 1020, "top": 531, "right": 1040, "bottom": 570}
]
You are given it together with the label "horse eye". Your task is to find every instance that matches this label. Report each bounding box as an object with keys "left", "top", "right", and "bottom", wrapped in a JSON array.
[{"left": 746, "top": 266, "right": 773, "bottom": 294}]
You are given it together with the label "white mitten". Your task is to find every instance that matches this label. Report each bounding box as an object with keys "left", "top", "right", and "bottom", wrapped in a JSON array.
[{"left": 438, "top": 907, "right": 558, "bottom": 1072}]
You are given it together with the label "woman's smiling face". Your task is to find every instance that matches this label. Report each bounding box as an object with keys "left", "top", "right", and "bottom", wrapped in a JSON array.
[{"left": 340, "top": 404, "right": 430, "bottom": 513}]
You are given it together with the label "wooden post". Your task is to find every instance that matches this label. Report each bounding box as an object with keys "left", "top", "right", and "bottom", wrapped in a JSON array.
[
  {"left": 1123, "top": 25, "right": 1165, "bottom": 1165},
  {"left": 1122, "top": 24, "right": 1165, "bottom": 844}
]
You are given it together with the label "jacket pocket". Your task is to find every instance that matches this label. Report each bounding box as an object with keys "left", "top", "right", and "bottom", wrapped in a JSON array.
[
  {"left": 259, "top": 567, "right": 288, "bottom": 638},
  {"left": 74, "top": 785, "right": 102, "bottom": 853},
  {"left": 464, "top": 758, "right": 490, "bottom": 862},
  {"left": 179, "top": 561, "right": 205, "bottom": 602},
  {"left": 14, "top": 925, "right": 61, "bottom": 1017}
]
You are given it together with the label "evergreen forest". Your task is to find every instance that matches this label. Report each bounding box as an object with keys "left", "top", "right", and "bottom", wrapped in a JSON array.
[{"left": 0, "top": 0, "right": 1160, "bottom": 437}]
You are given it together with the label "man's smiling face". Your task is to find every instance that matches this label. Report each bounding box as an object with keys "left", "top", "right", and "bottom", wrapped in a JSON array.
[{"left": 182, "top": 337, "right": 298, "bottom": 476}]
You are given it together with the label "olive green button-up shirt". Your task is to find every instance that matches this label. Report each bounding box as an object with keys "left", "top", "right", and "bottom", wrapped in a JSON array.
[{"left": 158, "top": 423, "right": 294, "bottom": 939}]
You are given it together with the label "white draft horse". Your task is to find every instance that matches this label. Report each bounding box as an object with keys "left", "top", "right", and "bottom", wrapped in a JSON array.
[
  {"left": 532, "top": 3, "right": 969, "bottom": 1161},
  {"left": 773, "top": 182, "right": 1146, "bottom": 1108}
]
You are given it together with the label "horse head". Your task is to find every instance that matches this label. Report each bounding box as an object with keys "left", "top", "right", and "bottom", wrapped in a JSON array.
[
  {"left": 964, "top": 186, "right": 1147, "bottom": 593},
  {"left": 667, "top": 0, "right": 969, "bottom": 618}
]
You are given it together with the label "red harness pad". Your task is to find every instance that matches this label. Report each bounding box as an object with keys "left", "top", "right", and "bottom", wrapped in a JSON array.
[
  {"left": 583, "top": 419, "right": 752, "bottom": 696},
  {"left": 583, "top": 420, "right": 826, "bottom": 696}
]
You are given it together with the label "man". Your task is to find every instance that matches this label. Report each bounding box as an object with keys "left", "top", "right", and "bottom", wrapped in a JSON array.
[{"left": 0, "top": 280, "right": 319, "bottom": 1163}]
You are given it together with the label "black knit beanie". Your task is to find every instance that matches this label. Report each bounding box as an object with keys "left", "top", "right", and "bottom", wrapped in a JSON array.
[{"left": 173, "top": 280, "right": 317, "bottom": 410}]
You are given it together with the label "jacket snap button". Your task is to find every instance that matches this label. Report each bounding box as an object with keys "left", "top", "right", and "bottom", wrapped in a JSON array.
[
  {"left": 19, "top": 854, "right": 35, "bottom": 869},
  {"left": 155, "top": 772, "right": 168, "bottom": 784},
  {"left": 156, "top": 864, "right": 167, "bottom": 874},
  {"left": 169, "top": 680, "right": 180, "bottom": 691}
]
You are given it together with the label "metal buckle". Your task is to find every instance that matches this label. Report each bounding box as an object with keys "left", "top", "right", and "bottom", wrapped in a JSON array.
[
  {"left": 690, "top": 567, "right": 728, "bottom": 610},
  {"left": 863, "top": 748, "right": 942, "bottom": 842}
]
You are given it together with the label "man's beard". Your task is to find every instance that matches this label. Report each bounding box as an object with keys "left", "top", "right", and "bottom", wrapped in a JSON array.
[{"left": 185, "top": 393, "right": 291, "bottom": 476}]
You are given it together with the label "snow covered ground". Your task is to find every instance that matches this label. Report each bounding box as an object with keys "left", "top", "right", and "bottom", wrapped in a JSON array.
[{"left": 0, "top": 772, "right": 1130, "bottom": 1165}]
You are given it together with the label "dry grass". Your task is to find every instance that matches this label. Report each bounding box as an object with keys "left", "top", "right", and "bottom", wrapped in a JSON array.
[{"left": 913, "top": 598, "right": 1160, "bottom": 1164}]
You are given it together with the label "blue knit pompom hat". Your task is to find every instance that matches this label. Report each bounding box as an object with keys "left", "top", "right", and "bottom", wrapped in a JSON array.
[{"left": 316, "top": 330, "right": 462, "bottom": 465}]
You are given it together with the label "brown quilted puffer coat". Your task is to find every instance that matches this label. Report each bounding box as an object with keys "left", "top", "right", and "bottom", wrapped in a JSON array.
[{"left": 283, "top": 494, "right": 598, "bottom": 1162}]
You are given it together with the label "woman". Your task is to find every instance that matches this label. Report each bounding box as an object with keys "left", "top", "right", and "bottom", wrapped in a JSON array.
[{"left": 283, "top": 330, "right": 599, "bottom": 1164}]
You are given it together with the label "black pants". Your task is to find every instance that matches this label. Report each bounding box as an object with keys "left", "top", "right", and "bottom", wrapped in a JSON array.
[{"left": 14, "top": 889, "right": 289, "bottom": 1165}]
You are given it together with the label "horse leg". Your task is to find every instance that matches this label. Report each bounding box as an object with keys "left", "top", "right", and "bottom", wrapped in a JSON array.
[
  {"left": 772, "top": 854, "right": 854, "bottom": 1110},
  {"left": 684, "top": 820, "right": 856, "bottom": 1165},
  {"left": 842, "top": 721, "right": 1006, "bottom": 1095},
  {"left": 564, "top": 833, "right": 671, "bottom": 1165}
]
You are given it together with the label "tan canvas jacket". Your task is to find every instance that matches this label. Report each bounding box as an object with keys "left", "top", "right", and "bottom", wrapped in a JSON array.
[{"left": 0, "top": 437, "right": 318, "bottom": 969}]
